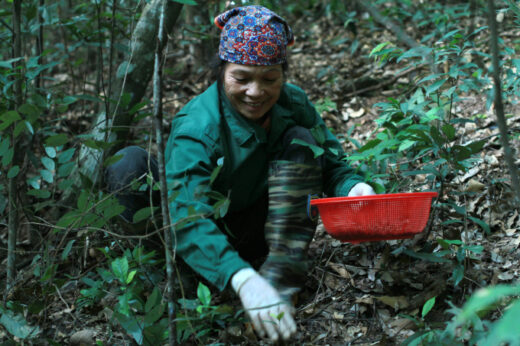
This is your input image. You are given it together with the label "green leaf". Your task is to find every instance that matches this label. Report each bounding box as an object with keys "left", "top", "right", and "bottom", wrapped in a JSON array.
[
  {"left": 210, "top": 162, "right": 223, "bottom": 185},
  {"left": 40, "top": 169, "right": 53, "bottom": 183},
  {"left": 291, "top": 139, "right": 325, "bottom": 158},
  {"left": 126, "top": 269, "right": 137, "bottom": 284},
  {"left": 26, "top": 189, "right": 51, "bottom": 199},
  {"left": 0, "top": 110, "right": 21, "bottom": 130},
  {"left": 397, "top": 46, "right": 433, "bottom": 62},
  {"left": 0, "top": 57, "right": 23, "bottom": 69},
  {"left": 328, "top": 147, "right": 339, "bottom": 156},
  {"left": 145, "top": 303, "right": 165, "bottom": 326},
  {"left": 441, "top": 124, "right": 456, "bottom": 141},
  {"left": 61, "top": 240, "right": 76, "bottom": 260},
  {"left": 44, "top": 146, "right": 56, "bottom": 158},
  {"left": 421, "top": 297, "right": 436, "bottom": 318},
  {"left": 133, "top": 206, "right": 158, "bottom": 223},
  {"left": 424, "top": 79, "right": 447, "bottom": 95},
  {"left": 0, "top": 137, "right": 10, "bottom": 157},
  {"left": 0, "top": 306, "right": 40, "bottom": 339},
  {"left": 398, "top": 139, "right": 416, "bottom": 152},
  {"left": 2, "top": 147, "right": 14, "bottom": 167},
  {"left": 83, "top": 139, "right": 112, "bottom": 150},
  {"left": 27, "top": 176, "right": 40, "bottom": 189},
  {"left": 466, "top": 139, "right": 486, "bottom": 154},
  {"left": 45, "top": 134, "right": 68, "bottom": 147},
  {"left": 484, "top": 300, "right": 520, "bottom": 345},
  {"left": 18, "top": 103, "right": 40, "bottom": 117},
  {"left": 58, "top": 162, "right": 75, "bottom": 178},
  {"left": 469, "top": 216, "right": 490, "bottom": 234},
  {"left": 113, "top": 311, "right": 143, "bottom": 344},
  {"left": 102, "top": 202, "right": 125, "bottom": 220},
  {"left": 58, "top": 179, "right": 74, "bottom": 190},
  {"left": 403, "top": 249, "right": 451, "bottom": 263},
  {"left": 112, "top": 257, "right": 129, "bottom": 284},
  {"left": 197, "top": 282, "right": 211, "bottom": 306},
  {"left": 13, "top": 121, "right": 27, "bottom": 138},
  {"left": 145, "top": 287, "right": 162, "bottom": 313},
  {"left": 370, "top": 42, "right": 391, "bottom": 57},
  {"left": 310, "top": 125, "right": 326, "bottom": 145},
  {"left": 41, "top": 157, "right": 55, "bottom": 171},
  {"left": 62, "top": 96, "right": 77, "bottom": 105},
  {"left": 456, "top": 285, "right": 520, "bottom": 325},
  {"left": 214, "top": 197, "right": 230, "bottom": 219},
  {"left": 452, "top": 264, "right": 464, "bottom": 286},
  {"left": 104, "top": 154, "right": 123, "bottom": 167},
  {"left": 7, "top": 165, "right": 20, "bottom": 178},
  {"left": 58, "top": 148, "right": 76, "bottom": 163},
  {"left": 77, "top": 190, "right": 89, "bottom": 211}
]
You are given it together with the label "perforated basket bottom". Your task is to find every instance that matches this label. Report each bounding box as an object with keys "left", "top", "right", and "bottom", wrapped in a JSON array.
[{"left": 312, "top": 193, "right": 436, "bottom": 243}]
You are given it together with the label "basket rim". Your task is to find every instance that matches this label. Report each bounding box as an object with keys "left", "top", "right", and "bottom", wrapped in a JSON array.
[{"left": 310, "top": 191, "right": 438, "bottom": 206}]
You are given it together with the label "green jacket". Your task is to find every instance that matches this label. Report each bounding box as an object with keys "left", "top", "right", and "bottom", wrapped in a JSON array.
[{"left": 165, "top": 82, "right": 363, "bottom": 290}]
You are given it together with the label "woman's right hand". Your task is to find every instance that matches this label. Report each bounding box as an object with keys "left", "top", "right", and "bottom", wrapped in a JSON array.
[{"left": 231, "top": 268, "right": 296, "bottom": 341}]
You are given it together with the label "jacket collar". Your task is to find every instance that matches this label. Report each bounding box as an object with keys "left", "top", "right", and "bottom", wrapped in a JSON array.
[
  {"left": 217, "top": 82, "right": 294, "bottom": 147},
  {"left": 219, "top": 83, "right": 266, "bottom": 146}
]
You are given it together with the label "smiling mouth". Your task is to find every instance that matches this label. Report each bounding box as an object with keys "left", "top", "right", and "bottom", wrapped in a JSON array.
[{"left": 244, "top": 101, "right": 263, "bottom": 107}]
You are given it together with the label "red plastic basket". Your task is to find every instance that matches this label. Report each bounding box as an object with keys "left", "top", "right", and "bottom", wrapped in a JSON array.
[{"left": 310, "top": 192, "right": 438, "bottom": 243}]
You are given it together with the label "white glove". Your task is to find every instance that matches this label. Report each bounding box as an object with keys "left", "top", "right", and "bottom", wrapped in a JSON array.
[
  {"left": 348, "top": 182, "right": 376, "bottom": 197},
  {"left": 231, "top": 268, "right": 297, "bottom": 341}
]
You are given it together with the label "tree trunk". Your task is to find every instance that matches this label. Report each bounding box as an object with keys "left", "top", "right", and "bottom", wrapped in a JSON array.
[{"left": 75, "top": 0, "right": 183, "bottom": 190}]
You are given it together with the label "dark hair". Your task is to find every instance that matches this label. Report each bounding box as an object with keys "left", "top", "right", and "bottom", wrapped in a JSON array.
[{"left": 210, "top": 54, "right": 289, "bottom": 85}]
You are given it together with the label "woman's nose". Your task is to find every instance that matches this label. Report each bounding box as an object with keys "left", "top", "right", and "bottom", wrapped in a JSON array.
[{"left": 245, "top": 82, "right": 264, "bottom": 98}]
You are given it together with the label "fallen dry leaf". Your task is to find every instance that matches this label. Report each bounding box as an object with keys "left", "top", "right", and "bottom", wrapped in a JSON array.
[
  {"left": 466, "top": 179, "right": 486, "bottom": 193},
  {"left": 375, "top": 296, "right": 410, "bottom": 311}
]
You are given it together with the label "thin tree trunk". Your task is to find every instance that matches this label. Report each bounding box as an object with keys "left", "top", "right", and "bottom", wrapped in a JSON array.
[
  {"left": 7, "top": 0, "right": 23, "bottom": 294},
  {"left": 487, "top": 0, "right": 520, "bottom": 207},
  {"left": 153, "top": 1, "right": 176, "bottom": 343}
]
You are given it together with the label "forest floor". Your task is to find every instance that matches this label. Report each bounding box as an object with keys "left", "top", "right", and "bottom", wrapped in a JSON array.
[{"left": 2, "top": 6, "right": 520, "bottom": 346}]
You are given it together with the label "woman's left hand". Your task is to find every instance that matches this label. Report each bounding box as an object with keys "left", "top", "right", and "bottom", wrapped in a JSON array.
[{"left": 348, "top": 182, "right": 376, "bottom": 197}]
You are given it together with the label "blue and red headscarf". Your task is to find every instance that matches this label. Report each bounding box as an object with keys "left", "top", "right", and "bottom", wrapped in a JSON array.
[{"left": 214, "top": 5, "right": 294, "bottom": 66}]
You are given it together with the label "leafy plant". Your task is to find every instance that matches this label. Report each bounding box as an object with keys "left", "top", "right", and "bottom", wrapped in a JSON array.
[
  {"left": 0, "top": 302, "right": 41, "bottom": 341},
  {"left": 400, "top": 238, "right": 483, "bottom": 287},
  {"left": 404, "top": 285, "right": 520, "bottom": 345},
  {"left": 78, "top": 247, "right": 167, "bottom": 345},
  {"left": 176, "top": 282, "right": 242, "bottom": 344}
]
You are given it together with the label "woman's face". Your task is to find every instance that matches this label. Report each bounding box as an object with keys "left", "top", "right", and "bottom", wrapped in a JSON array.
[{"left": 223, "top": 63, "right": 284, "bottom": 122}]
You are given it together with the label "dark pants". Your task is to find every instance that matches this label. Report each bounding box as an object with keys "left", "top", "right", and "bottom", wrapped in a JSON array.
[{"left": 104, "top": 126, "right": 321, "bottom": 264}]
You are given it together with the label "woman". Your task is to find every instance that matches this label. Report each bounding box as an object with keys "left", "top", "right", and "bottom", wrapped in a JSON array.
[{"left": 106, "top": 5, "right": 374, "bottom": 341}]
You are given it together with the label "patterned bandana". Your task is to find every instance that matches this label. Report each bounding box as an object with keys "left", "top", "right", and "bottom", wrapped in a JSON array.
[{"left": 214, "top": 5, "right": 294, "bottom": 66}]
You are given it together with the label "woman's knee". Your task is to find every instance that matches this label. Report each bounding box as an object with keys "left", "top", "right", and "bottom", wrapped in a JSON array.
[
  {"left": 278, "top": 126, "right": 323, "bottom": 166},
  {"left": 105, "top": 146, "right": 158, "bottom": 191}
]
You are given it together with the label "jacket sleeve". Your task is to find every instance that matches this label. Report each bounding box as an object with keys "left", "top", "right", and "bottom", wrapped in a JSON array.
[
  {"left": 165, "top": 120, "right": 251, "bottom": 291},
  {"left": 299, "top": 92, "right": 364, "bottom": 196}
]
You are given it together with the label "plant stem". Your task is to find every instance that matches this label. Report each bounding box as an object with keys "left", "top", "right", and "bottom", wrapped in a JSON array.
[
  {"left": 487, "top": 0, "right": 520, "bottom": 207},
  {"left": 153, "top": 0, "right": 176, "bottom": 343}
]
